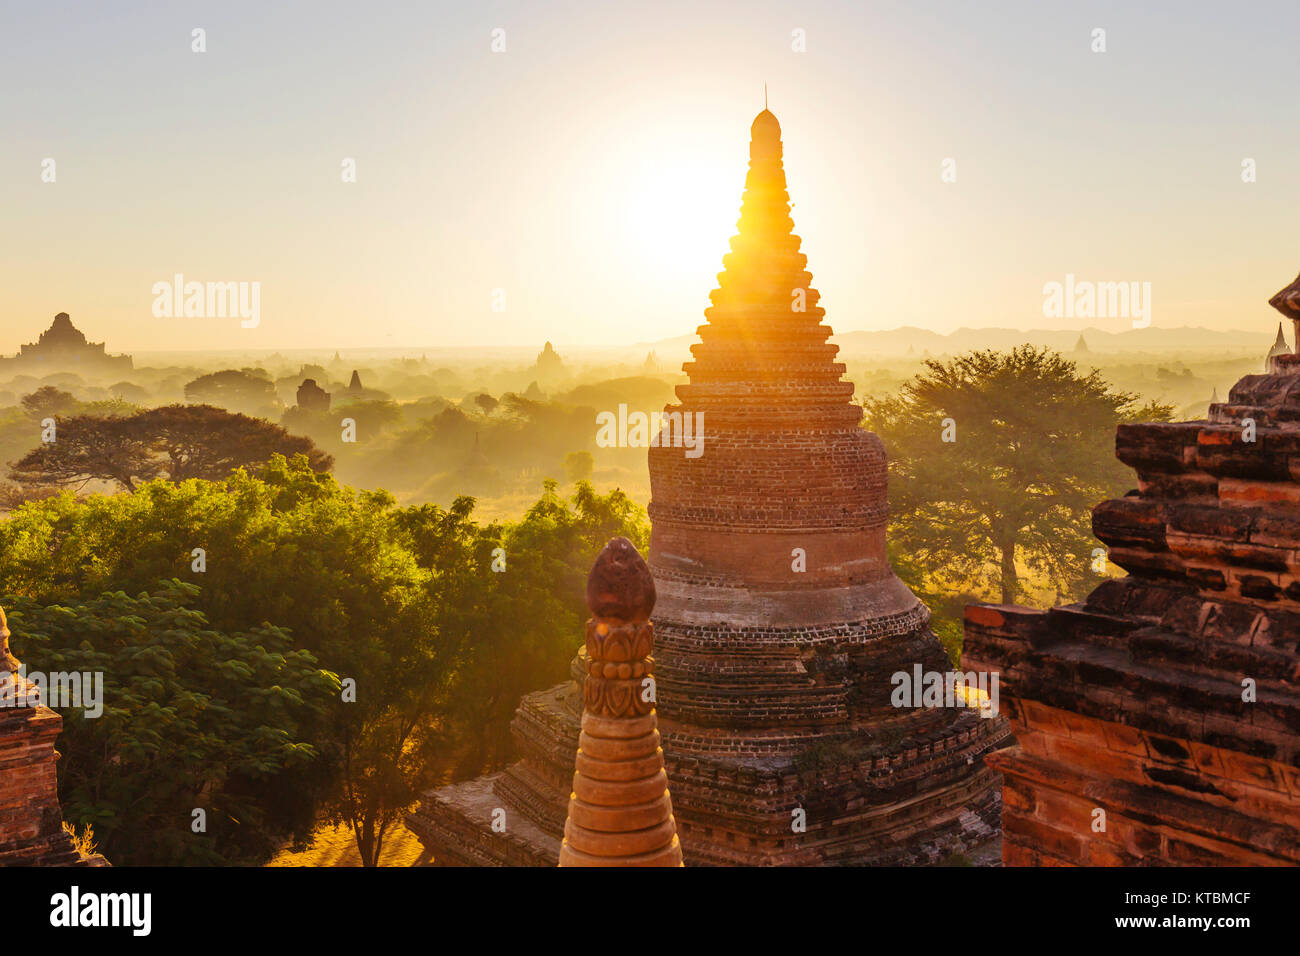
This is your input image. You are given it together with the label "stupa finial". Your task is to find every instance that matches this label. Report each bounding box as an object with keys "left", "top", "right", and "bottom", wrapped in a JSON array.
[
  {"left": 585, "top": 537, "right": 655, "bottom": 620},
  {"left": 559, "top": 538, "right": 682, "bottom": 867}
]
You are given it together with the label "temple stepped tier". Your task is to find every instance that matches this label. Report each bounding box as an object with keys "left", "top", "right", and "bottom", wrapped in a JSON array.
[
  {"left": 964, "top": 307, "right": 1300, "bottom": 866},
  {"left": 408, "top": 108, "right": 1011, "bottom": 866}
]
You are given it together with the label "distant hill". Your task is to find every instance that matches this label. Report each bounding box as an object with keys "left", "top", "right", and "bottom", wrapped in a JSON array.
[
  {"left": 627, "top": 326, "right": 1272, "bottom": 363},
  {"left": 828, "top": 326, "right": 1269, "bottom": 357}
]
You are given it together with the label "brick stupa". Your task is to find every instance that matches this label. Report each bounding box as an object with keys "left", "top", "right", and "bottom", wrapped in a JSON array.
[
  {"left": 964, "top": 286, "right": 1300, "bottom": 866},
  {"left": 558, "top": 538, "right": 682, "bottom": 867},
  {"left": 409, "top": 107, "right": 1011, "bottom": 865}
]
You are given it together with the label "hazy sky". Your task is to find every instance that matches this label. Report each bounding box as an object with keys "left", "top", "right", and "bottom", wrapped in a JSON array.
[{"left": 3, "top": 0, "right": 1299, "bottom": 352}]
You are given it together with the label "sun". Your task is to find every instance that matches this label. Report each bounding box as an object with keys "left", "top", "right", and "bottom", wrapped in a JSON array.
[{"left": 611, "top": 152, "right": 745, "bottom": 291}]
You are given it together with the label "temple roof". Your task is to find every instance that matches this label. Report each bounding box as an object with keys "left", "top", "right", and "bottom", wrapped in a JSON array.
[
  {"left": 38, "top": 311, "right": 89, "bottom": 347},
  {"left": 1268, "top": 270, "right": 1300, "bottom": 320}
]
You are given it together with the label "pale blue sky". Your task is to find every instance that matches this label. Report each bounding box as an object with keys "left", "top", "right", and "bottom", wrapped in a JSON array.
[{"left": 2, "top": 0, "right": 1297, "bottom": 351}]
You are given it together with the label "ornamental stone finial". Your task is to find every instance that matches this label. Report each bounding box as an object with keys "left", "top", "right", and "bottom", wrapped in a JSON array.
[{"left": 559, "top": 538, "right": 683, "bottom": 867}]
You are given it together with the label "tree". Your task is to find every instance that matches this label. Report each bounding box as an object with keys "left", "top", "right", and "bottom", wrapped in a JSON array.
[
  {"left": 8, "top": 405, "right": 331, "bottom": 492},
  {"left": 20, "top": 386, "right": 78, "bottom": 418},
  {"left": 0, "top": 458, "right": 648, "bottom": 866},
  {"left": 430, "top": 479, "right": 648, "bottom": 774},
  {"left": 4, "top": 582, "right": 337, "bottom": 865},
  {"left": 326, "top": 496, "right": 486, "bottom": 866},
  {"left": 864, "top": 347, "right": 1172, "bottom": 607},
  {"left": 0, "top": 457, "right": 434, "bottom": 866},
  {"left": 184, "top": 368, "right": 278, "bottom": 414},
  {"left": 9, "top": 412, "right": 161, "bottom": 491},
  {"left": 140, "top": 405, "right": 332, "bottom": 481},
  {"left": 564, "top": 450, "right": 594, "bottom": 484}
]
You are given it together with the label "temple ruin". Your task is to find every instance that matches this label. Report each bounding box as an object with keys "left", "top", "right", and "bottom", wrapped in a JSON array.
[
  {"left": 964, "top": 283, "right": 1300, "bottom": 865},
  {"left": 408, "top": 107, "right": 1011, "bottom": 865},
  {"left": 1, "top": 312, "right": 132, "bottom": 375}
]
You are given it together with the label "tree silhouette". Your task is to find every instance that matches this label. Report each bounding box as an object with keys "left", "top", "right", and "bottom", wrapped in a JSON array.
[
  {"left": 9, "top": 404, "right": 331, "bottom": 491},
  {"left": 143, "top": 404, "right": 331, "bottom": 481},
  {"left": 183, "top": 368, "right": 278, "bottom": 414},
  {"left": 9, "top": 413, "right": 159, "bottom": 491},
  {"left": 19, "top": 386, "right": 79, "bottom": 419}
]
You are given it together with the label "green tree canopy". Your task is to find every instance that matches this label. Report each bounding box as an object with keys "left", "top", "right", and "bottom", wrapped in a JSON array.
[
  {"left": 4, "top": 582, "right": 337, "bottom": 865},
  {"left": 183, "top": 368, "right": 278, "bottom": 414},
  {"left": 864, "top": 346, "right": 1172, "bottom": 608},
  {"left": 0, "top": 456, "right": 647, "bottom": 865},
  {"left": 8, "top": 404, "right": 331, "bottom": 492}
]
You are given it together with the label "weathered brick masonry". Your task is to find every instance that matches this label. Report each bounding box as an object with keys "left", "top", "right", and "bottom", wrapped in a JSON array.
[
  {"left": 408, "top": 108, "right": 1011, "bottom": 865},
  {"left": 964, "top": 345, "right": 1300, "bottom": 866}
]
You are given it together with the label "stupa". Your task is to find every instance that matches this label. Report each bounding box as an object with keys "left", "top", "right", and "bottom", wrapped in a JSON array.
[
  {"left": 1266, "top": 322, "right": 1291, "bottom": 371},
  {"left": 964, "top": 281, "right": 1300, "bottom": 865},
  {"left": 408, "top": 106, "right": 1011, "bottom": 865}
]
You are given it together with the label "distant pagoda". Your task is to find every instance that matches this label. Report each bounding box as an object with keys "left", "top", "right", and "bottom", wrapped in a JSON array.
[
  {"left": 1265, "top": 322, "right": 1291, "bottom": 371},
  {"left": 525, "top": 342, "right": 565, "bottom": 388},
  {"left": 408, "top": 107, "right": 1010, "bottom": 866},
  {"left": 2, "top": 312, "right": 132, "bottom": 375},
  {"left": 296, "top": 378, "right": 331, "bottom": 412}
]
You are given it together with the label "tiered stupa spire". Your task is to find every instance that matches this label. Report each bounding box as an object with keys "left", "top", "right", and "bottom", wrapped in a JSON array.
[
  {"left": 407, "top": 107, "right": 1010, "bottom": 867},
  {"left": 639, "top": 108, "right": 1010, "bottom": 864},
  {"left": 558, "top": 539, "right": 683, "bottom": 867},
  {"left": 679, "top": 109, "right": 856, "bottom": 429}
]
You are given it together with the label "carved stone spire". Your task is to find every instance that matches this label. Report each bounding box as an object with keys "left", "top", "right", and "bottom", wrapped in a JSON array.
[{"left": 558, "top": 538, "right": 683, "bottom": 867}]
